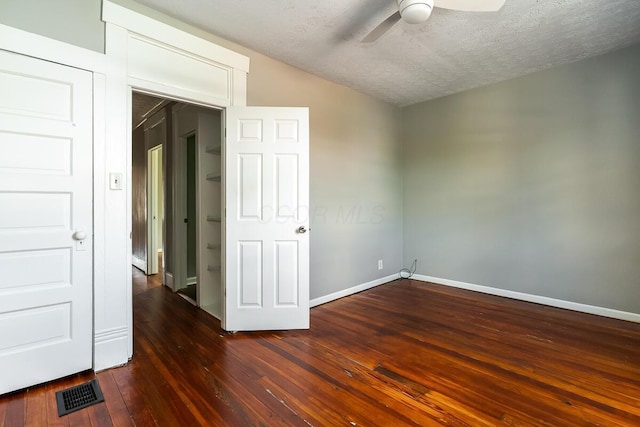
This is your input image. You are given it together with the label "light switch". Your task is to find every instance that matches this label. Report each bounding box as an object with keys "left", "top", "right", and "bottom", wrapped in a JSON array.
[{"left": 109, "top": 173, "right": 123, "bottom": 190}]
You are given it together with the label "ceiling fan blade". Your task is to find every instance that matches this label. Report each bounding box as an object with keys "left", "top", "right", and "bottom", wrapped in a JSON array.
[
  {"left": 435, "top": 0, "right": 506, "bottom": 12},
  {"left": 362, "top": 11, "right": 402, "bottom": 43}
]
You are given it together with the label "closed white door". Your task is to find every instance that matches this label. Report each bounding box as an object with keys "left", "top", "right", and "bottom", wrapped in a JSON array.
[
  {"left": 0, "top": 50, "right": 93, "bottom": 394},
  {"left": 224, "top": 107, "right": 309, "bottom": 331}
]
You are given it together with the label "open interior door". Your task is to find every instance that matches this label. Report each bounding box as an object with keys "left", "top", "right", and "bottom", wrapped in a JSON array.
[
  {"left": 224, "top": 107, "right": 309, "bottom": 331},
  {"left": 0, "top": 50, "right": 93, "bottom": 394}
]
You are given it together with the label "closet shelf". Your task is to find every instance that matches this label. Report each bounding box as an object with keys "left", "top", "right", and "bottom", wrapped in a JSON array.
[
  {"left": 206, "top": 173, "right": 221, "bottom": 182},
  {"left": 205, "top": 145, "right": 221, "bottom": 155},
  {"left": 206, "top": 215, "right": 222, "bottom": 222}
]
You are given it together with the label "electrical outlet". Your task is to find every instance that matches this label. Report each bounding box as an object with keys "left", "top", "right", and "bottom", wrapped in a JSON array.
[{"left": 378, "top": 259, "right": 383, "bottom": 270}]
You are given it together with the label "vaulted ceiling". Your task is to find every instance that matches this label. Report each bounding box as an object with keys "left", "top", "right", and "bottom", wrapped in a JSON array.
[{"left": 133, "top": 0, "right": 640, "bottom": 106}]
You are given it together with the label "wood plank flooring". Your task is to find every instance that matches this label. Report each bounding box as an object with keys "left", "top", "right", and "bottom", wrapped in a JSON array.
[{"left": 2, "top": 270, "right": 640, "bottom": 426}]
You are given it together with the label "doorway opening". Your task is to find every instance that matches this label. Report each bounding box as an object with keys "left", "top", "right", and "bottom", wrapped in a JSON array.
[{"left": 131, "top": 91, "right": 223, "bottom": 317}]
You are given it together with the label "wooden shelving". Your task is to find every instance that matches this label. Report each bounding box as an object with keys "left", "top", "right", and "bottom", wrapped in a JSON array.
[{"left": 201, "top": 133, "right": 223, "bottom": 321}]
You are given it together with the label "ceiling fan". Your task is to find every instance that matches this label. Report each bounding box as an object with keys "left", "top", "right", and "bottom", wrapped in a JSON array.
[{"left": 362, "top": 0, "right": 507, "bottom": 42}]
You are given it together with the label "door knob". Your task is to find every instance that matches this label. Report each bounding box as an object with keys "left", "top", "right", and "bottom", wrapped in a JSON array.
[
  {"left": 297, "top": 226, "right": 307, "bottom": 234},
  {"left": 73, "top": 230, "right": 87, "bottom": 240}
]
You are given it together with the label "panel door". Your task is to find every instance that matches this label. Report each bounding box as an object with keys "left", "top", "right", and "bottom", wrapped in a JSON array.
[
  {"left": 0, "top": 50, "right": 93, "bottom": 394},
  {"left": 224, "top": 107, "right": 309, "bottom": 331}
]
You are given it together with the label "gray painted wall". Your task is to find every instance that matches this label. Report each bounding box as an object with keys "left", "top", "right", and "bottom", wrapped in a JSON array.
[
  {"left": 402, "top": 45, "right": 640, "bottom": 313},
  {"left": 0, "top": 0, "right": 105, "bottom": 53}
]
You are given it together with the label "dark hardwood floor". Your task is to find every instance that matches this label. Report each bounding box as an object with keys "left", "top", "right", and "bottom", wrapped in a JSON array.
[{"left": 2, "top": 270, "right": 640, "bottom": 426}]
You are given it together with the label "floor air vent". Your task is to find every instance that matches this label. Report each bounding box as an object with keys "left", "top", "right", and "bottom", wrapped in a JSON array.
[{"left": 56, "top": 379, "right": 105, "bottom": 416}]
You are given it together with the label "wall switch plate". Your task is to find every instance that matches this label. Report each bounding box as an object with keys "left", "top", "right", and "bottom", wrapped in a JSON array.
[
  {"left": 378, "top": 259, "right": 383, "bottom": 270},
  {"left": 109, "top": 173, "right": 123, "bottom": 190}
]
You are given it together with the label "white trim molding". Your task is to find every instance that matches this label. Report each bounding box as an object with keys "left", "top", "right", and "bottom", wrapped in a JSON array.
[
  {"left": 101, "top": 0, "right": 251, "bottom": 370},
  {"left": 102, "top": 1, "right": 248, "bottom": 108},
  {"left": 132, "top": 255, "right": 147, "bottom": 273},
  {"left": 102, "top": 1, "right": 249, "bottom": 73},
  {"left": 94, "top": 326, "right": 130, "bottom": 371},
  {"left": 165, "top": 271, "right": 174, "bottom": 289},
  {"left": 310, "top": 274, "right": 399, "bottom": 308},
  {"left": 413, "top": 274, "right": 640, "bottom": 324}
]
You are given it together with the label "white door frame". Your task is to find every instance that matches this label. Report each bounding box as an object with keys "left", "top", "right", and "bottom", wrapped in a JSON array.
[
  {"left": 172, "top": 103, "right": 197, "bottom": 293},
  {"left": 102, "top": 1, "right": 249, "bottom": 365}
]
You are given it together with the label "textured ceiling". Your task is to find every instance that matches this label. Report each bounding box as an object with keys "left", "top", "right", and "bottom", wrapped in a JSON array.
[{"left": 132, "top": 0, "right": 640, "bottom": 106}]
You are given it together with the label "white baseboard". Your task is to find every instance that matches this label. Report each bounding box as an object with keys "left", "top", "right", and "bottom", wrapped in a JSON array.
[
  {"left": 186, "top": 276, "right": 197, "bottom": 286},
  {"left": 413, "top": 274, "right": 640, "bottom": 323},
  {"left": 132, "top": 255, "right": 147, "bottom": 273},
  {"left": 310, "top": 274, "right": 398, "bottom": 308},
  {"left": 94, "top": 326, "right": 130, "bottom": 371},
  {"left": 165, "top": 271, "right": 174, "bottom": 289}
]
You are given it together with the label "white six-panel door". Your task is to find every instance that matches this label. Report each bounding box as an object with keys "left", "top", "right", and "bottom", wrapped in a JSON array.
[
  {"left": 224, "top": 107, "right": 309, "bottom": 331},
  {"left": 0, "top": 50, "right": 93, "bottom": 394}
]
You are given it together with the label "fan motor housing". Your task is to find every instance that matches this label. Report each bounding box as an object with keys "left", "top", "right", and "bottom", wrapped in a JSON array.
[{"left": 397, "top": 0, "right": 434, "bottom": 24}]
